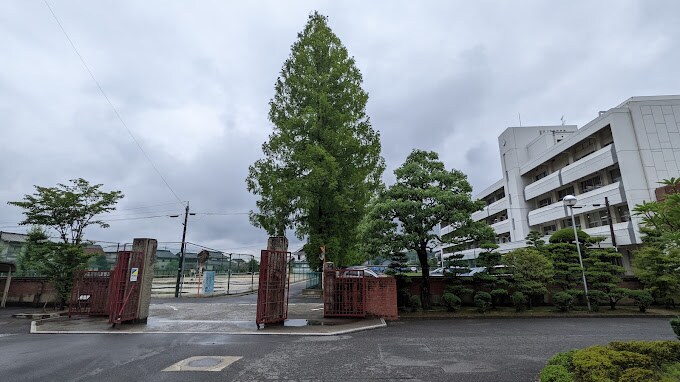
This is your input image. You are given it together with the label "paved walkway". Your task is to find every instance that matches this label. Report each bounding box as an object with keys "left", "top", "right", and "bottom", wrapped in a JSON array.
[{"left": 31, "top": 286, "right": 385, "bottom": 336}]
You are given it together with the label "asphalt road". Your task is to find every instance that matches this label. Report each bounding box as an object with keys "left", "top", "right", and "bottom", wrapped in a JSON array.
[{"left": 1, "top": 309, "right": 676, "bottom": 382}]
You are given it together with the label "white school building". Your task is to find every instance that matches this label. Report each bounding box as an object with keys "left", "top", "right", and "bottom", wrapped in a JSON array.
[{"left": 441, "top": 95, "right": 680, "bottom": 273}]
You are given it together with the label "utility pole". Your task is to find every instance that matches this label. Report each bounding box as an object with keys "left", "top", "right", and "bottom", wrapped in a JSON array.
[
  {"left": 605, "top": 197, "right": 617, "bottom": 249},
  {"left": 174, "top": 202, "right": 190, "bottom": 298}
]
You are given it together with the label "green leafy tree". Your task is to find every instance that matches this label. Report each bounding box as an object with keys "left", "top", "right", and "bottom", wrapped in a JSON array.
[
  {"left": 8, "top": 178, "right": 124, "bottom": 245},
  {"left": 9, "top": 179, "right": 123, "bottom": 306},
  {"left": 19, "top": 227, "right": 90, "bottom": 306},
  {"left": 246, "top": 12, "right": 384, "bottom": 270},
  {"left": 90, "top": 254, "right": 110, "bottom": 271},
  {"left": 360, "top": 149, "right": 492, "bottom": 309},
  {"left": 632, "top": 178, "right": 680, "bottom": 304},
  {"left": 504, "top": 248, "right": 554, "bottom": 308},
  {"left": 633, "top": 246, "right": 680, "bottom": 304},
  {"left": 633, "top": 178, "right": 680, "bottom": 247}
]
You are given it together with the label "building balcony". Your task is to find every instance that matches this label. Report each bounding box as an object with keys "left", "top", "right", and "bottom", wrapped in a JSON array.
[
  {"left": 471, "top": 197, "right": 508, "bottom": 222},
  {"left": 561, "top": 144, "right": 617, "bottom": 185},
  {"left": 490, "top": 219, "right": 511, "bottom": 234},
  {"left": 527, "top": 181, "right": 624, "bottom": 226},
  {"left": 524, "top": 144, "right": 617, "bottom": 201},
  {"left": 582, "top": 221, "right": 634, "bottom": 247}
]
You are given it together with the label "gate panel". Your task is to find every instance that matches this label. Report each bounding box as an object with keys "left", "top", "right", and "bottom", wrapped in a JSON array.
[
  {"left": 68, "top": 270, "right": 111, "bottom": 317},
  {"left": 108, "top": 251, "right": 145, "bottom": 324},
  {"left": 255, "top": 250, "right": 290, "bottom": 326},
  {"left": 324, "top": 269, "right": 366, "bottom": 317}
]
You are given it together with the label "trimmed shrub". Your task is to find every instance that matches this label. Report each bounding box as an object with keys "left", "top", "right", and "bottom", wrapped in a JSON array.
[
  {"left": 409, "top": 295, "right": 421, "bottom": 312},
  {"left": 572, "top": 345, "right": 653, "bottom": 382},
  {"left": 441, "top": 293, "right": 461, "bottom": 312},
  {"left": 539, "top": 365, "right": 574, "bottom": 382},
  {"left": 609, "top": 341, "right": 680, "bottom": 365},
  {"left": 490, "top": 288, "right": 508, "bottom": 308},
  {"left": 512, "top": 291, "right": 527, "bottom": 312},
  {"left": 445, "top": 285, "right": 473, "bottom": 298},
  {"left": 628, "top": 290, "right": 653, "bottom": 312},
  {"left": 553, "top": 292, "right": 575, "bottom": 312},
  {"left": 586, "top": 290, "right": 608, "bottom": 312},
  {"left": 474, "top": 292, "right": 492, "bottom": 313},
  {"left": 670, "top": 318, "right": 680, "bottom": 340},
  {"left": 547, "top": 350, "right": 576, "bottom": 370},
  {"left": 618, "top": 367, "right": 657, "bottom": 382}
]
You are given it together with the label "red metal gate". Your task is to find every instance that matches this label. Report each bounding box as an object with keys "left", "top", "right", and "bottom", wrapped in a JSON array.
[
  {"left": 324, "top": 269, "right": 367, "bottom": 317},
  {"left": 255, "top": 250, "right": 291, "bottom": 327},
  {"left": 68, "top": 270, "right": 111, "bottom": 317},
  {"left": 108, "top": 251, "right": 145, "bottom": 325}
]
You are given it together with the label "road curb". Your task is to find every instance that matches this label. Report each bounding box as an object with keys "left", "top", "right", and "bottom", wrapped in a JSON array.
[
  {"left": 30, "top": 317, "right": 387, "bottom": 336},
  {"left": 398, "top": 313, "right": 679, "bottom": 320}
]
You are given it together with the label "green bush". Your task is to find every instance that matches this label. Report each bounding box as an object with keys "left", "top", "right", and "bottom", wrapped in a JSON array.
[
  {"left": 542, "top": 341, "right": 680, "bottom": 382},
  {"left": 609, "top": 341, "right": 680, "bottom": 365},
  {"left": 539, "top": 365, "right": 574, "bottom": 382},
  {"left": 553, "top": 292, "right": 575, "bottom": 312},
  {"left": 490, "top": 288, "right": 508, "bottom": 308},
  {"left": 512, "top": 291, "right": 527, "bottom": 312},
  {"left": 587, "top": 290, "right": 609, "bottom": 312},
  {"left": 628, "top": 290, "right": 653, "bottom": 312},
  {"left": 670, "top": 318, "right": 680, "bottom": 340},
  {"left": 409, "top": 295, "right": 422, "bottom": 312},
  {"left": 441, "top": 293, "right": 461, "bottom": 312},
  {"left": 572, "top": 345, "right": 653, "bottom": 382},
  {"left": 661, "top": 362, "right": 680, "bottom": 381},
  {"left": 547, "top": 350, "right": 576, "bottom": 370},
  {"left": 445, "top": 285, "right": 473, "bottom": 298},
  {"left": 618, "top": 367, "right": 657, "bottom": 382},
  {"left": 474, "top": 292, "right": 492, "bottom": 313}
]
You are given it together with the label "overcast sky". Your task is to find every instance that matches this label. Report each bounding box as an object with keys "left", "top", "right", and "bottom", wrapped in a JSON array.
[{"left": 1, "top": 1, "right": 679, "bottom": 256}]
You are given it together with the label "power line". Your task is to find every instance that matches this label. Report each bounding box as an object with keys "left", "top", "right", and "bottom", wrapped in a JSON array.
[{"left": 43, "top": 0, "right": 183, "bottom": 206}]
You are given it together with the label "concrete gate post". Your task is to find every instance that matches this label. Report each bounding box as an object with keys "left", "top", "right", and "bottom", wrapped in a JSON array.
[
  {"left": 133, "top": 238, "right": 157, "bottom": 323},
  {"left": 267, "top": 236, "right": 288, "bottom": 252}
]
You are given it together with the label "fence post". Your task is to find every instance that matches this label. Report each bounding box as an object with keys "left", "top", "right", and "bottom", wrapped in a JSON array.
[
  {"left": 250, "top": 255, "right": 255, "bottom": 291},
  {"left": 227, "top": 253, "right": 232, "bottom": 295}
]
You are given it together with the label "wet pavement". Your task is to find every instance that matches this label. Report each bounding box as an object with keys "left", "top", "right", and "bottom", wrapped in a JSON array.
[{"left": 31, "top": 282, "right": 386, "bottom": 335}]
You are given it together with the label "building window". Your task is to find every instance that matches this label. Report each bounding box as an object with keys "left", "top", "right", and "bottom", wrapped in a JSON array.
[
  {"left": 538, "top": 196, "right": 553, "bottom": 208},
  {"left": 557, "top": 186, "right": 575, "bottom": 200},
  {"left": 616, "top": 205, "right": 630, "bottom": 222},
  {"left": 542, "top": 224, "right": 557, "bottom": 235},
  {"left": 562, "top": 218, "right": 581, "bottom": 229},
  {"left": 535, "top": 170, "right": 548, "bottom": 181},
  {"left": 610, "top": 168, "right": 622, "bottom": 183},
  {"left": 579, "top": 175, "right": 603, "bottom": 193},
  {"left": 585, "top": 210, "right": 608, "bottom": 228}
]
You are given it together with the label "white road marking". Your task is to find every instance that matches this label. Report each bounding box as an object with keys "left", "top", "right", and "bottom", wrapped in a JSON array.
[
  {"left": 163, "top": 356, "right": 242, "bottom": 372},
  {"left": 167, "top": 305, "right": 178, "bottom": 311}
]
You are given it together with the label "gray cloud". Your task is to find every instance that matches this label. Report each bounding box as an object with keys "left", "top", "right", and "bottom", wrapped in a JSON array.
[{"left": 2, "top": 1, "right": 679, "bottom": 256}]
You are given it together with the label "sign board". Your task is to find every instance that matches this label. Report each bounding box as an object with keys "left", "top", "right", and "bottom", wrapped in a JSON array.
[
  {"left": 130, "top": 267, "right": 139, "bottom": 282},
  {"left": 202, "top": 271, "right": 215, "bottom": 294}
]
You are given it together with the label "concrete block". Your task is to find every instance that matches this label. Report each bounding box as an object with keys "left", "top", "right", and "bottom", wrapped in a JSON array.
[
  {"left": 641, "top": 105, "right": 652, "bottom": 115},
  {"left": 665, "top": 112, "right": 679, "bottom": 132},
  {"left": 662, "top": 105, "right": 673, "bottom": 114},
  {"left": 652, "top": 150, "right": 666, "bottom": 170},
  {"left": 669, "top": 132, "right": 680, "bottom": 148},
  {"left": 658, "top": 125, "right": 671, "bottom": 142}
]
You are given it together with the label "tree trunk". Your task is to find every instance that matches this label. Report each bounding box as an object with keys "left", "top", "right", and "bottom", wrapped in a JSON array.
[{"left": 417, "top": 248, "right": 431, "bottom": 310}]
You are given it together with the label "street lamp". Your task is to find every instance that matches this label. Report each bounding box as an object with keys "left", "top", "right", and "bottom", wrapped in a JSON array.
[{"left": 562, "top": 195, "right": 591, "bottom": 311}]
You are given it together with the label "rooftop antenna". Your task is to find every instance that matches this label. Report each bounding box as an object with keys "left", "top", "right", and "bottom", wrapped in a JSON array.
[
  {"left": 561, "top": 115, "right": 565, "bottom": 126},
  {"left": 518, "top": 113, "right": 522, "bottom": 127}
]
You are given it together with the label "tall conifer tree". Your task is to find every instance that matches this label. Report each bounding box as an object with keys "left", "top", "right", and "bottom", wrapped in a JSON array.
[{"left": 247, "top": 12, "right": 384, "bottom": 268}]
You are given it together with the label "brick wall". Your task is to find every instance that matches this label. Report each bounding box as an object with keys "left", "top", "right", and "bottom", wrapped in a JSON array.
[
  {"left": 365, "top": 276, "right": 398, "bottom": 320},
  {"left": 0, "top": 277, "right": 57, "bottom": 305}
]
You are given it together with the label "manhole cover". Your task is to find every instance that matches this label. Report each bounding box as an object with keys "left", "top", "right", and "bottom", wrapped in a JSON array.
[
  {"left": 163, "top": 356, "right": 242, "bottom": 372},
  {"left": 187, "top": 358, "right": 222, "bottom": 367}
]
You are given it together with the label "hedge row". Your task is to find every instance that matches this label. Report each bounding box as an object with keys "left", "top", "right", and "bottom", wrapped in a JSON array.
[{"left": 540, "top": 340, "right": 680, "bottom": 382}]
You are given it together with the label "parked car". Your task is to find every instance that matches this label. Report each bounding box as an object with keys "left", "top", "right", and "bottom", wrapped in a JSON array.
[{"left": 341, "top": 266, "right": 379, "bottom": 278}]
